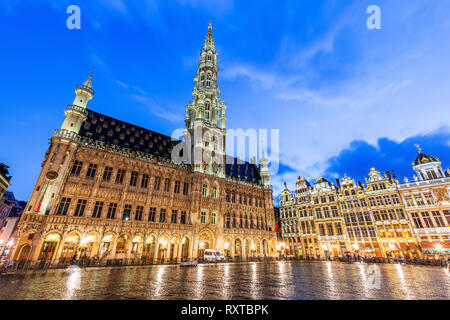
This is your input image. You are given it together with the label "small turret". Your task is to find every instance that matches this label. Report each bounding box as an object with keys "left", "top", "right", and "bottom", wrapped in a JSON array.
[
  {"left": 259, "top": 150, "right": 270, "bottom": 187},
  {"left": 412, "top": 144, "right": 444, "bottom": 181},
  {"left": 60, "top": 72, "right": 94, "bottom": 134}
]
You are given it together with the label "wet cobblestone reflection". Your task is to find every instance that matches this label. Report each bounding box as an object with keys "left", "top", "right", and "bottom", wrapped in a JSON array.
[{"left": 0, "top": 261, "right": 449, "bottom": 300}]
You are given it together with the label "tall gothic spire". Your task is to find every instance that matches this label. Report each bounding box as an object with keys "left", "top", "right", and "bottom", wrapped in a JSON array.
[{"left": 204, "top": 21, "right": 215, "bottom": 50}]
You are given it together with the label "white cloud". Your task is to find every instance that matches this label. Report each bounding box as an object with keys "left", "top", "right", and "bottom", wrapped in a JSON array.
[
  {"left": 131, "top": 95, "right": 183, "bottom": 123},
  {"left": 221, "top": 2, "right": 450, "bottom": 197}
]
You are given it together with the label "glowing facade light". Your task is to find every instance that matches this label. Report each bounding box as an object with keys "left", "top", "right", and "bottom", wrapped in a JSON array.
[
  {"left": 435, "top": 244, "right": 443, "bottom": 250},
  {"left": 224, "top": 242, "right": 230, "bottom": 249}
]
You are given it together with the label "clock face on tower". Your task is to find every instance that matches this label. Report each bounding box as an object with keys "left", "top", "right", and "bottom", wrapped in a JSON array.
[{"left": 46, "top": 170, "right": 59, "bottom": 181}]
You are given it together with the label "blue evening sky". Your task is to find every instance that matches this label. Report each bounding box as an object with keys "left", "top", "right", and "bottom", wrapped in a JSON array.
[{"left": 0, "top": 0, "right": 449, "bottom": 202}]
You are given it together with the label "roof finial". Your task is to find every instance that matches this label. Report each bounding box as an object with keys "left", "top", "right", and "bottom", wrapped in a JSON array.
[
  {"left": 204, "top": 21, "right": 215, "bottom": 49},
  {"left": 415, "top": 144, "right": 422, "bottom": 153},
  {"left": 84, "top": 67, "right": 94, "bottom": 88}
]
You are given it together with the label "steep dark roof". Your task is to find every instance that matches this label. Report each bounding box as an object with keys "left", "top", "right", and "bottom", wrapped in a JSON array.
[
  {"left": 79, "top": 110, "right": 262, "bottom": 185},
  {"left": 225, "top": 156, "right": 261, "bottom": 184},
  {"left": 79, "top": 109, "right": 179, "bottom": 159},
  {"left": 414, "top": 152, "right": 439, "bottom": 166}
]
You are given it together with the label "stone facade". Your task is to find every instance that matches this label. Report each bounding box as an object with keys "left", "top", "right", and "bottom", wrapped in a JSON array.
[
  {"left": 10, "top": 23, "right": 277, "bottom": 265},
  {"left": 279, "top": 148, "right": 450, "bottom": 259}
]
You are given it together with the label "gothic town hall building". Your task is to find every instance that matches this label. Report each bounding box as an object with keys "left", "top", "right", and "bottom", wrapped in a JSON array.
[{"left": 10, "top": 23, "right": 278, "bottom": 265}]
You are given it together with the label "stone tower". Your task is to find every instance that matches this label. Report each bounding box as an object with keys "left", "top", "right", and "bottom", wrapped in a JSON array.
[{"left": 185, "top": 22, "right": 227, "bottom": 177}]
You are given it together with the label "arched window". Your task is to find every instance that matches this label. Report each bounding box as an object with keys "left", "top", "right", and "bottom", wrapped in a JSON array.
[
  {"left": 202, "top": 183, "right": 208, "bottom": 197},
  {"left": 211, "top": 212, "right": 217, "bottom": 225},
  {"left": 200, "top": 211, "right": 207, "bottom": 224}
]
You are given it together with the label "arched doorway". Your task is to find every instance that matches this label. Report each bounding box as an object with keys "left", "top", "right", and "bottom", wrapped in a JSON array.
[
  {"left": 15, "top": 244, "right": 31, "bottom": 262},
  {"left": 181, "top": 237, "right": 190, "bottom": 260},
  {"left": 244, "top": 239, "right": 250, "bottom": 258},
  {"left": 115, "top": 234, "right": 129, "bottom": 257},
  {"left": 60, "top": 233, "right": 80, "bottom": 262},
  {"left": 269, "top": 239, "right": 277, "bottom": 256},
  {"left": 197, "top": 230, "right": 213, "bottom": 260},
  {"left": 224, "top": 238, "right": 232, "bottom": 257},
  {"left": 79, "top": 233, "right": 98, "bottom": 259},
  {"left": 169, "top": 237, "right": 180, "bottom": 262},
  {"left": 99, "top": 234, "right": 114, "bottom": 258},
  {"left": 262, "top": 239, "right": 268, "bottom": 256},
  {"left": 38, "top": 232, "right": 61, "bottom": 261},
  {"left": 234, "top": 239, "right": 242, "bottom": 257},
  {"left": 143, "top": 236, "right": 156, "bottom": 263},
  {"left": 131, "top": 235, "right": 143, "bottom": 258},
  {"left": 157, "top": 237, "right": 169, "bottom": 264}
]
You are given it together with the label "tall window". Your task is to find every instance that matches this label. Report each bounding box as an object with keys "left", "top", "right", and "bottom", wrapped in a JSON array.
[
  {"left": 86, "top": 164, "right": 97, "bottom": 178},
  {"left": 202, "top": 184, "right": 208, "bottom": 197},
  {"left": 396, "top": 209, "right": 406, "bottom": 219},
  {"left": 423, "top": 192, "right": 434, "bottom": 205},
  {"left": 103, "top": 167, "right": 113, "bottom": 181},
  {"left": 148, "top": 207, "right": 156, "bottom": 222},
  {"left": 174, "top": 181, "right": 181, "bottom": 194},
  {"left": 171, "top": 210, "right": 178, "bottom": 223},
  {"left": 213, "top": 186, "right": 218, "bottom": 198},
  {"left": 315, "top": 208, "right": 322, "bottom": 219},
  {"left": 180, "top": 211, "right": 186, "bottom": 224},
  {"left": 183, "top": 182, "right": 189, "bottom": 195},
  {"left": 92, "top": 201, "right": 104, "bottom": 218},
  {"left": 135, "top": 205, "right": 143, "bottom": 221},
  {"left": 444, "top": 210, "right": 450, "bottom": 226},
  {"left": 201, "top": 211, "right": 207, "bottom": 224},
  {"left": 327, "top": 223, "right": 334, "bottom": 235},
  {"left": 107, "top": 203, "right": 117, "bottom": 219},
  {"left": 154, "top": 177, "right": 160, "bottom": 191},
  {"left": 163, "top": 178, "right": 170, "bottom": 192},
  {"left": 211, "top": 212, "right": 217, "bottom": 225},
  {"left": 159, "top": 208, "right": 166, "bottom": 223},
  {"left": 56, "top": 197, "right": 71, "bottom": 216},
  {"left": 422, "top": 212, "right": 434, "bottom": 228},
  {"left": 432, "top": 211, "right": 445, "bottom": 227},
  {"left": 323, "top": 207, "right": 330, "bottom": 218},
  {"left": 130, "top": 171, "right": 138, "bottom": 187},
  {"left": 115, "top": 169, "right": 125, "bottom": 184},
  {"left": 73, "top": 199, "right": 87, "bottom": 217},
  {"left": 70, "top": 161, "right": 83, "bottom": 176},
  {"left": 331, "top": 206, "right": 338, "bottom": 217},
  {"left": 411, "top": 213, "right": 423, "bottom": 228},
  {"left": 319, "top": 224, "right": 326, "bottom": 236},
  {"left": 122, "top": 204, "right": 132, "bottom": 221},
  {"left": 391, "top": 194, "right": 400, "bottom": 204},
  {"left": 376, "top": 197, "right": 383, "bottom": 206},
  {"left": 335, "top": 223, "right": 342, "bottom": 235},
  {"left": 141, "top": 174, "right": 149, "bottom": 188}
]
